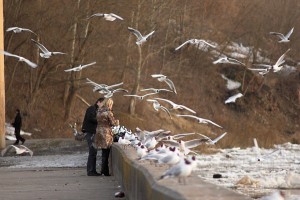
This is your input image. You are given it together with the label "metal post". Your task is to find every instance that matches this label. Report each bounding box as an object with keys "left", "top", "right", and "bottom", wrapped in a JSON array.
[{"left": 0, "top": 0, "right": 5, "bottom": 149}]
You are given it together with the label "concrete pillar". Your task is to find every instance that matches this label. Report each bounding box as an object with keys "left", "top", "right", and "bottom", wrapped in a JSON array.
[{"left": 0, "top": 0, "right": 5, "bottom": 149}]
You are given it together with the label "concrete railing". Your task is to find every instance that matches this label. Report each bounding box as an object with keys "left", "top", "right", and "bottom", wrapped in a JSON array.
[{"left": 111, "top": 144, "right": 252, "bottom": 200}]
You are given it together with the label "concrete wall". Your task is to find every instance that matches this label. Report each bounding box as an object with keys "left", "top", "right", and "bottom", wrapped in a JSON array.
[{"left": 111, "top": 144, "right": 252, "bottom": 200}]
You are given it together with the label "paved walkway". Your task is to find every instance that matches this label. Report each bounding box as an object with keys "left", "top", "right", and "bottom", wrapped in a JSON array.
[{"left": 0, "top": 167, "right": 123, "bottom": 200}]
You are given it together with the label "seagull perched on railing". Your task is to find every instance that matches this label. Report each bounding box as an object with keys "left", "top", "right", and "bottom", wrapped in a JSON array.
[
  {"left": 175, "top": 39, "right": 216, "bottom": 51},
  {"left": 64, "top": 62, "right": 96, "bottom": 72},
  {"left": 270, "top": 27, "right": 294, "bottom": 43},
  {"left": 151, "top": 74, "right": 177, "bottom": 94},
  {"left": 69, "top": 123, "right": 86, "bottom": 141},
  {"left": 1, "top": 145, "right": 33, "bottom": 157},
  {"left": 87, "top": 13, "right": 124, "bottom": 21},
  {"left": 128, "top": 27, "right": 155, "bottom": 45},
  {"left": 176, "top": 114, "right": 223, "bottom": 128},
  {"left": 1, "top": 51, "right": 37, "bottom": 68},
  {"left": 6, "top": 27, "right": 37, "bottom": 35},
  {"left": 225, "top": 93, "right": 243, "bottom": 104},
  {"left": 213, "top": 55, "right": 245, "bottom": 66},
  {"left": 31, "top": 39, "right": 66, "bottom": 58},
  {"left": 155, "top": 98, "right": 196, "bottom": 114}
]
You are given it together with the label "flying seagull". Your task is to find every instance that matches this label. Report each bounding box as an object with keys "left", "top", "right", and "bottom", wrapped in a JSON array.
[
  {"left": 87, "top": 13, "right": 124, "bottom": 21},
  {"left": 213, "top": 55, "right": 246, "bottom": 66},
  {"left": 151, "top": 74, "right": 177, "bottom": 94},
  {"left": 175, "top": 39, "right": 216, "bottom": 51},
  {"left": 31, "top": 39, "right": 66, "bottom": 58},
  {"left": 176, "top": 114, "right": 223, "bottom": 128},
  {"left": 104, "top": 88, "right": 128, "bottom": 98},
  {"left": 225, "top": 93, "right": 243, "bottom": 104},
  {"left": 1, "top": 50, "right": 37, "bottom": 68},
  {"left": 146, "top": 99, "right": 172, "bottom": 118},
  {"left": 270, "top": 27, "right": 294, "bottom": 43},
  {"left": 6, "top": 27, "right": 37, "bottom": 35},
  {"left": 64, "top": 62, "right": 96, "bottom": 72},
  {"left": 155, "top": 98, "right": 196, "bottom": 114},
  {"left": 128, "top": 27, "right": 155, "bottom": 45},
  {"left": 197, "top": 132, "right": 228, "bottom": 145},
  {"left": 253, "top": 49, "right": 290, "bottom": 73},
  {"left": 221, "top": 74, "right": 241, "bottom": 90},
  {"left": 140, "top": 88, "right": 173, "bottom": 94},
  {"left": 1, "top": 145, "right": 33, "bottom": 157},
  {"left": 86, "top": 78, "right": 123, "bottom": 93}
]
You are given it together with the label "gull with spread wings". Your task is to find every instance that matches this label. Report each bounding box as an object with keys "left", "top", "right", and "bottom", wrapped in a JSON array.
[
  {"left": 146, "top": 99, "right": 172, "bottom": 118},
  {"left": 140, "top": 88, "right": 173, "bottom": 94},
  {"left": 213, "top": 55, "right": 245, "bottom": 66},
  {"left": 86, "top": 78, "right": 123, "bottom": 93},
  {"left": 104, "top": 88, "right": 128, "bottom": 98},
  {"left": 176, "top": 114, "right": 223, "bottom": 128},
  {"left": 87, "top": 13, "right": 124, "bottom": 21},
  {"left": 151, "top": 74, "right": 177, "bottom": 94},
  {"left": 270, "top": 27, "right": 294, "bottom": 43},
  {"left": 6, "top": 27, "right": 37, "bottom": 35},
  {"left": 197, "top": 132, "right": 227, "bottom": 145},
  {"left": 1, "top": 145, "right": 33, "bottom": 157},
  {"left": 64, "top": 62, "right": 96, "bottom": 72},
  {"left": 1, "top": 51, "right": 37, "bottom": 68},
  {"left": 128, "top": 27, "right": 155, "bottom": 45},
  {"left": 155, "top": 98, "right": 196, "bottom": 114},
  {"left": 252, "top": 49, "right": 290, "bottom": 73},
  {"left": 31, "top": 39, "right": 66, "bottom": 58},
  {"left": 175, "top": 39, "right": 216, "bottom": 51}
]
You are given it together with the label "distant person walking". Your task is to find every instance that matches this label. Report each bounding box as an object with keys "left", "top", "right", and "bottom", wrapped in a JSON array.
[
  {"left": 95, "top": 98, "right": 119, "bottom": 176},
  {"left": 12, "top": 109, "right": 25, "bottom": 145},
  {"left": 82, "top": 97, "right": 105, "bottom": 176}
]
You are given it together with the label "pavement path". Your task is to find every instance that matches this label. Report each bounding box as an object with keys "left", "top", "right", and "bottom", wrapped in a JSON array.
[{"left": 0, "top": 168, "right": 123, "bottom": 200}]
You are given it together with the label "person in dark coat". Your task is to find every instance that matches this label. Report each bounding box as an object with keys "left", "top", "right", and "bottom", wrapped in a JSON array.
[
  {"left": 82, "top": 97, "right": 105, "bottom": 176},
  {"left": 12, "top": 109, "right": 25, "bottom": 145}
]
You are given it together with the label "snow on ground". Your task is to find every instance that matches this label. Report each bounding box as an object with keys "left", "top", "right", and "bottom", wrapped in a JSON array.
[{"left": 194, "top": 143, "right": 300, "bottom": 199}]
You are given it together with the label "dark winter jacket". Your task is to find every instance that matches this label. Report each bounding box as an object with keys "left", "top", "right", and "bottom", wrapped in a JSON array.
[
  {"left": 81, "top": 104, "right": 98, "bottom": 134},
  {"left": 12, "top": 113, "right": 22, "bottom": 130}
]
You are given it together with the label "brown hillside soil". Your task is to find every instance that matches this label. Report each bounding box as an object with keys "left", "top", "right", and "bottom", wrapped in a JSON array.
[{"left": 3, "top": 0, "right": 300, "bottom": 149}]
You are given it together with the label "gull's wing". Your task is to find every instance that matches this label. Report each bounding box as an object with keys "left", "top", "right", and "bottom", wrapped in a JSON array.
[
  {"left": 31, "top": 39, "right": 49, "bottom": 53},
  {"left": 285, "top": 27, "right": 294, "bottom": 38},
  {"left": 52, "top": 52, "right": 66, "bottom": 55},
  {"left": 141, "top": 88, "right": 156, "bottom": 92},
  {"left": 87, "top": 13, "right": 104, "bottom": 19},
  {"left": 204, "top": 119, "right": 223, "bottom": 128},
  {"left": 269, "top": 31, "right": 284, "bottom": 38},
  {"left": 213, "top": 57, "right": 226, "bottom": 64},
  {"left": 142, "top": 92, "right": 157, "bottom": 98},
  {"left": 274, "top": 49, "right": 290, "bottom": 67},
  {"left": 128, "top": 27, "right": 142, "bottom": 40},
  {"left": 164, "top": 78, "right": 177, "bottom": 94},
  {"left": 198, "top": 40, "right": 217, "bottom": 48},
  {"left": 1, "top": 51, "right": 20, "bottom": 59},
  {"left": 20, "top": 145, "right": 33, "bottom": 157},
  {"left": 173, "top": 132, "right": 195, "bottom": 140},
  {"left": 21, "top": 28, "right": 37, "bottom": 35},
  {"left": 185, "top": 139, "right": 205, "bottom": 149},
  {"left": 64, "top": 67, "right": 78, "bottom": 72},
  {"left": 228, "top": 58, "right": 246, "bottom": 66},
  {"left": 161, "top": 140, "right": 180, "bottom": 148},
  {"left": 109, "top": 13, "right": 124, "bottom": 20},
  {"left": 144, "top": 31, "right": 155, "bottom": 40},
  {"left": 158, "top": 88, "right": 173, "bottom": 93},
  {"left": 106, "top": 82, "right": 124, "bottom": 90},
  {"left": 151, "top": 74, "right": 165, "bottom": 78},
  {"left": 6, "top": 27, "right": 18, "bottom": 32},
  {"left": 154, "top": 98, "right": 177, "bottom": 107},
  {"left": 175, "top": 40, "right": 191, "bottom": 51},
  {"left": 179, "top": 105, "right": 196, "bottom": 114},
  {"left": 160, "top": 106, "right": 172, "bottom": 119},
  {"left": 196, "top": 133, "right": 213, "bottom": 142},
  {"left": 81, "top": 61, "right": 97, "bottom": 70},
  {"left": 211, "top": 132, "right": 227, "bottom": 144},
  {"left": 22, "top": 57, "right": 38, "bottom": 68},
  {"left": 253, "top": 138, "right": 261, "bottom": 158},
  {"left": 1, "top": 145, "right": 16, "bottom": 156},
  {"left": 112, "top": 88, "right": 128, "bottom": 93}
]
